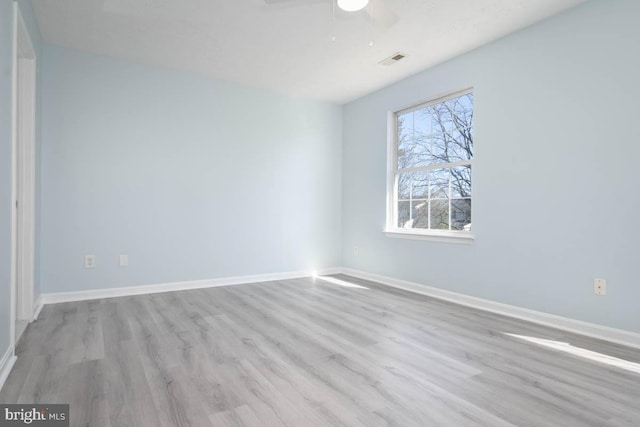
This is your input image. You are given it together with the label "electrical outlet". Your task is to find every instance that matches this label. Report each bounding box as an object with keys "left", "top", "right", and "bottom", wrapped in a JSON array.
[
  {"left": 85, "top": 255, "right": 96, "bottom": 269},
  {"left": 594, "top": 278, "right": 606, "bottom": 295},
  {"left": 119, "top": 254, "right": 129, "bottom": 267},
  {"left": 353, "top": 246, "right": 359, "bottom": 255}
]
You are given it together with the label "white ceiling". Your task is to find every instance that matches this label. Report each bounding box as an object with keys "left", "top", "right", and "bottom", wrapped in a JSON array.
[{"left": 32, "top": 0, "right": 586, "bottom": 103}]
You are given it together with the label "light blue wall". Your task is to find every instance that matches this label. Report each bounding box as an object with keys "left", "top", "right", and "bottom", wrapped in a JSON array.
[
  {"left": 31, "top": 0, "right": 640, "bottom": 336},
  {"left": 342, "top": 0, "right": 640, "bottom": 333},
  {"left": 0, "top": 0, "right": 14, "bottom": 356},
  {"left": 41, "top": 46, "right": 342, "bottom": 293}
]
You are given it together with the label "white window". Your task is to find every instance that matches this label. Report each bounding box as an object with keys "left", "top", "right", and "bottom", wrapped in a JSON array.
[{"left": 386, "top": 89, "right": 474, "bottom": 242}]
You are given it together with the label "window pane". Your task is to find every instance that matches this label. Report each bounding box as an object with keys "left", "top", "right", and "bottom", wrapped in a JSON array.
[
  {"left": 449, "top": 127, "right": 473, "bottom": 162},
  {"left": 429, "top": 131, "right": 455, "bottom": 165},
  {"left": 398, "top": 169, "right": 471, "bottom": 232},
  {"left": 397, "top": 92, "right": 473, "bottom": 168},
  {"left": 451, "top": 165, "right": 471, "bottom": 198},
  {"left": 430, "top": 199, "right": 449, "bottom": 230},
  {"left": 431, "top": 128, "right": 472, "bottom": 164},
  {"left": 417, "top": 94, "right": 473, "bottom": 165},
  {"left": 398, "top": 171, "right": 428, "bottom": 200},
  {"left": 397, "top": 112, "right": 413, "bottom": 143},
  {"left": 430, "top": 168, "right": 450, "bottom": 199},
  {"left": 398, "top": 201, "right": 411, "bottom": 228},
  {"left": 429, "top": 102, "right": 453, "bottom": 135},
  {"left": 398, "top": 136, "right": 430, "bottom": 169},
  {"left": 397, "top": 112, "right": 430, "bottom": 169},
  {"left": 393, "top": 91, "right": 473, "bottom": 233},
  {"left": 397, "top": 110, "right": 430, "bottom": 169},
  {"left": 452, "top": 93, "right": 474, "bottom": 128},
  {"left": 398, "top": 173, "right": 410, "bottom": 200},
  {"left": 414, "top": 109, "right": 432, "bottom": 137},
  {"left": 429, "top": 132, "right": 449, "bottom": 164},
  {"left": 411, "top": 200, "right": 429, "bottom": 229},
  {"left": 451, "top": 199, "right": 471, "bottom": 231},
  {"left": 397, "top": 199, "right": 430, "bottom": 230}
]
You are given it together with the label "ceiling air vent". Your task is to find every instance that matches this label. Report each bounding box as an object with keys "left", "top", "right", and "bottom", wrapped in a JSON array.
[{"left": 379, "top": 52, "right": 406, "bottom": 66}]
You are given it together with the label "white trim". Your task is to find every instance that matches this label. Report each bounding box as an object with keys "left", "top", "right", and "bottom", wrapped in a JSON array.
[
  {"left": 10, "top": 4, "right": 37, "bottom": 350},
  {"left": 386, "top": 110, "right": 398, "bottom": 231},
  {"left": 387, "top": 88, "right": 474, "bottom": 238},
  {"left": 395, "top": 87, "right": 474, "bottom": 116},
  {"left": 39, "top": 268, "right": 340, "bottom": 305},
  {"left": 398, "top": 159, "right": 472, "bottom": 174},
  {"left": 0, "top": 347, "right": 17, "bottom": 393},
  {"left": 9, "top": 1, "right": 18, "bottom": 355},
  {"left": 16, "top": 21, "right": 36, "bottom": 324},
  {"left": 32, "top": 296, "right": 43, "bottom": 321},
  {"left": 384, "top": 229, "right": 474, "bottom": 244},
  {"left": 339, "top": 267, "right": 640, "bottom": 350}
]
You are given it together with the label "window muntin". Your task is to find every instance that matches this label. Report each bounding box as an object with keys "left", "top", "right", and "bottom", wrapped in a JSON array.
[{"left": 392, "top": 90, "right": 473, "bottom": 234}]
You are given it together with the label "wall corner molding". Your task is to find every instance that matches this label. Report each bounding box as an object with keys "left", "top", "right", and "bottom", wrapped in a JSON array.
[{"left": 32, "top": 295, "right": 43, "bottom": 321}]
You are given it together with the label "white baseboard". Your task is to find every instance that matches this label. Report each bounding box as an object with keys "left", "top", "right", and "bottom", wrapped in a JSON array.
[
  {"left": 40, "top": 268, "right": 339, "bottom": 305},
  {"left": 33, "top": 265, "right": 640, "bottom": 350},
  {"left": 0, "top": 346, "right": 17, "bottom": 393},
  {"left": 339, "top": 267, "right": 640, "bottom": 350}
]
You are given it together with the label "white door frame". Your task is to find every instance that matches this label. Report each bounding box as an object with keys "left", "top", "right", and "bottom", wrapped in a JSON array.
[{"left": 10, "top": 3, "right": 37, "bottom": 350}]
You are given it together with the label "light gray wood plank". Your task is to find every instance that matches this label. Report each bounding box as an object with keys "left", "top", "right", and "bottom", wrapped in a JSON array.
[{"left": 0, "top": 275, "right": 638, "bottom": 427}]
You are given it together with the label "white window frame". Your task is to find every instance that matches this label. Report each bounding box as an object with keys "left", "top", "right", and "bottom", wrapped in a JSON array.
[{"left": 385, "top": 88, "right": 475, "bottom": 244}]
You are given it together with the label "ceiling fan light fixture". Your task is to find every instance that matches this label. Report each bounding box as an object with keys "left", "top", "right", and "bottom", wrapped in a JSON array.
[{"left": 337, "top": 0, "right": 369, "bottom": 12}]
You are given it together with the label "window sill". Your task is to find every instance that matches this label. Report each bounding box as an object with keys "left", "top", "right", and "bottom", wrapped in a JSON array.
[{"left": 384, "top": 229, "right": 475, "bottom": 245}]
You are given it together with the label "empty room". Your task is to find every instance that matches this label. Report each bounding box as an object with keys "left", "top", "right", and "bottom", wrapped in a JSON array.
[{"left": 1, "top": 0, "right": 639, "bottom": 425}]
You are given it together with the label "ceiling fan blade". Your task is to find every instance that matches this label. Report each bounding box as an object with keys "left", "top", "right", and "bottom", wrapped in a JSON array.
[{"left": 365, "top": 0, "right": 398, "bottom": 29}]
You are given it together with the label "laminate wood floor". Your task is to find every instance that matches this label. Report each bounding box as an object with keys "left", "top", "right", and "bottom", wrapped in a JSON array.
[{"left": 1, "top": 275, "right": 639, "bottom": 427}]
